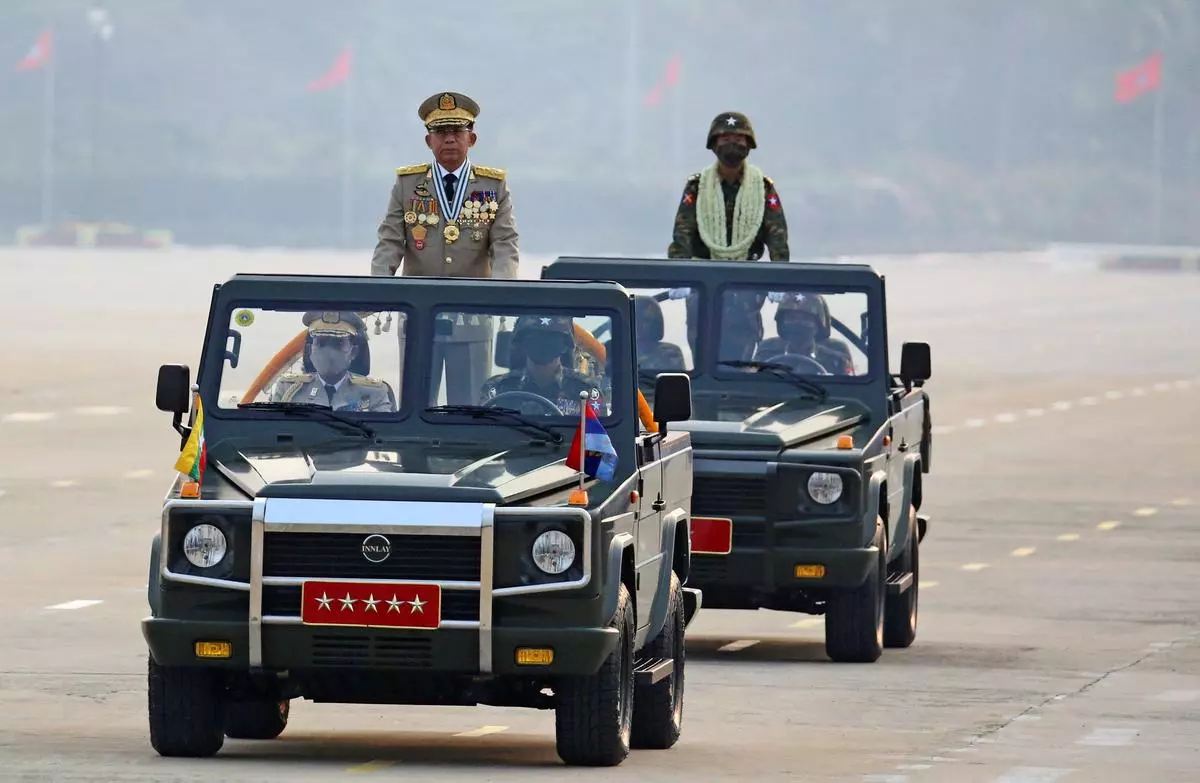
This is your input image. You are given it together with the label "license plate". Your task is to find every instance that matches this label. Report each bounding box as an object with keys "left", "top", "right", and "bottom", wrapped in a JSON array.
[
  {"left": 300, "top": 581, "right": 442, "bottom": 630},
  {"left": 690, "top": 517, "right": 733, "bottom": 555}
]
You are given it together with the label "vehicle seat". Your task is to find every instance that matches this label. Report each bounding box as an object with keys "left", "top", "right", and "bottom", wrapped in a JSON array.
[{"left": 635, "top": 295, "right": 686, "bottom": 371}]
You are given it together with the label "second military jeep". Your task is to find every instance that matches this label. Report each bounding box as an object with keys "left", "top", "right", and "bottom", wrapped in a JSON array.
[
  {"left": 146, "top": 273, "right": 700, "bottom": 766},
  {"left": 544, "top": 257, "right": 932, "bottom": 663}
]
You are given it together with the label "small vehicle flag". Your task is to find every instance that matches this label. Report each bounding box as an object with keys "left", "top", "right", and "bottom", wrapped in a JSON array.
[
  {"left": 173, "top": 397, "right": 206, "bottom": 482},
  {"left": 565, "top": 404, "right": 618, "bottom": 482}
]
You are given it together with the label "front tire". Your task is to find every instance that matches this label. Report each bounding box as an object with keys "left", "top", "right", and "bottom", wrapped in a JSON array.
[
  {"left": 884, "top": 508, "right": 919, "bottom": 648},
  {"left": 824, "top": 525, "right": 885, "bottom": 663},
  {"left": 224, "top": 698, "right": 290, "bottom": 740},
  {"left": 555, "top": 583, "right": 635, "bottom": 766},
  {"left": 631, "top": 572, "right": 685, "bottom": 749},
  {"left": 147, "top": 654, "right": 225, "bottom": 757}
]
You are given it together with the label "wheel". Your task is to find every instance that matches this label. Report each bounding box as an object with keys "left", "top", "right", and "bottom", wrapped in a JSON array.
[
  {"left": 147, "top": 654, "right": 226, "bottom": 757},
  {"left": 555, "top": 583, "right": 635, "bottom": 766},
  {"left": 631, "top": 572, "right": 685, "bottom": 749},
  {"left": 884, "top": 508, "right": 919, "bottom": 649},
  {"left": 824, "top": 524, "right": 885, "bottom": 663},
  {"left": 224, "top": 698, "right": 289, "bottom": 740}
]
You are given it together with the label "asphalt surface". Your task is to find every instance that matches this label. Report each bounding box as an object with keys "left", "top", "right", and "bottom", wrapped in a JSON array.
[{"left": 2, "top": 248, "right": 1199, "bottom": 782}]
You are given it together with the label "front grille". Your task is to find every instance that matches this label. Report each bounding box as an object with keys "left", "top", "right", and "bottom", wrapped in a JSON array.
[
  {"left": 263, "top": 532, "right": 481, "bottom": 582},
  {"left": 694, "top": 476, "right": 768, "bottom": 518},
  {"left": 262, "top": 585, "right": 479, "bottom": 622},
  {"left": 732, "top": 521, "right": 766, "bottom": 548},
  {"left": 310, "top": 634, "right": 434, "bottom": 668}
]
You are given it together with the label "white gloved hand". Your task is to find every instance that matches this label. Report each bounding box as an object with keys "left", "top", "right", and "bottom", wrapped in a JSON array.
[
  {"left": 667, "top": 287, "right": 690, "bottom": 300},
  {"left": 767, "top": 291, "right": 786, "bottom": 303}
]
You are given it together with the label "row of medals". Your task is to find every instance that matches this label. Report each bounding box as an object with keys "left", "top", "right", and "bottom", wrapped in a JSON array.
[{"left": 404, "top": 197, "right": 498, "bottom": 244}]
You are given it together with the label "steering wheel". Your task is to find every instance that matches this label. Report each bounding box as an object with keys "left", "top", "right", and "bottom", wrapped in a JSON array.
[
  {"left": 483, "top": 390, "right": 564, "bottom": 416},
  {"left": 763, "top": 352, "right": 830, "bottom": 375}
]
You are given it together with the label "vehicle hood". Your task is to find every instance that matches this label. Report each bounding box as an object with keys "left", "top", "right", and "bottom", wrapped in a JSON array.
[
  {"left": 210, "top": 440, "right": 579, "bottom": 502},
  {"left": 675, "top": 398, "right": 868, "bottom": 450}
]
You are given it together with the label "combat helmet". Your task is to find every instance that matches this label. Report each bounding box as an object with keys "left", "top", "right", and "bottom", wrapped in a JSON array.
[
  {"left": 511, "top": 314, "right": 576, "bottom": 366},
  {"left": 706, "top": 111, "right": 757, "bottom": 150},
  {"left": 633, "top": 295, "right": 666, "bottom": 343},
  {"left": 775, "top": 292, "right": 831, "bottom": 341}
]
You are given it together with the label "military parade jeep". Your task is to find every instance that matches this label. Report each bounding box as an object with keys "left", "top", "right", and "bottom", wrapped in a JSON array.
[
  {"left": 145, "top": 272, "right": 700, "bottom": 766},
  {"left": 544, "top": 257, "right": 931, "bottom": 663}
]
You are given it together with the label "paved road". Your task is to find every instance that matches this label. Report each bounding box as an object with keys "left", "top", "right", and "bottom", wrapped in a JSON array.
[{"left": 2, "top": 249, "right": 1199, "bottom": 781}]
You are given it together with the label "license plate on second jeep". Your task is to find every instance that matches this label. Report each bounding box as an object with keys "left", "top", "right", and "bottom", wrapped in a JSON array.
[
  {"left": 690, "top": 517, "right": 733, "bottom": 555},
  {"left": 299, "top": 581, "right": 442, "bottom": 629}
]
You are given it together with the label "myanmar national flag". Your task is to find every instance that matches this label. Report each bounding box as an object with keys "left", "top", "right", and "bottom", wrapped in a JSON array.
[
  {"left": 565, "top": 404, "right": 618, "bottom": 481},
  {"left": 173, "top": 397, "right": 206, "bottom": 481}
]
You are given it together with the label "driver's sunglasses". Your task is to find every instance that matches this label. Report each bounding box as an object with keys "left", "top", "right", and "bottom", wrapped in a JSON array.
[{"left": 312, "top": 335, "right": 352, "bottom": 350}]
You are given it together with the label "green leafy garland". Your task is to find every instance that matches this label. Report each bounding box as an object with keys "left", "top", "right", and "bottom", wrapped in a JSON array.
[{"left": 695, "top": 162, "right": 766, "bottom": 260}]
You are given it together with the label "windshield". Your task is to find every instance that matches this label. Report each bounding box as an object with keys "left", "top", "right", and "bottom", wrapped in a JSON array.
[
  {"left": 626, "top": 286, "right": 696, "bottom": 374},
  {"left": 428, "top": 307, "right": 618, "bottom": 421},
  {"left": 216, "top": 306, "right": 404, "bottom": 413}
]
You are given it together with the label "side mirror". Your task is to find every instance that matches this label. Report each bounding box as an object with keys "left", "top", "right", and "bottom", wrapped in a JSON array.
[
  {"left": 899, "top": 342, "right": 931, "bottom": 385},
  {"left": 494, "top": 330, "right": 513, "bottom": 368},
  {"left": 156, "top": 364, "right": 191, "bottom": 413},
  {"left": 652, "top": 372, "right": 692, "bottom": 430}
]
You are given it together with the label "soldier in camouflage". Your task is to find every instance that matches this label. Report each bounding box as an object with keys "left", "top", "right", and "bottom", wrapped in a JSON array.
[
  {"left": 755, "top": 293, "right": 856, "bottom": 375},
  {"left": 479, "top": 315, "right": 606, "bottom": 415},
  {"left": 634, "top": 295, "right": 687, "bottom": 371},
  {"left": 269, "top": 311, "right": 396, "bottom": 411}
]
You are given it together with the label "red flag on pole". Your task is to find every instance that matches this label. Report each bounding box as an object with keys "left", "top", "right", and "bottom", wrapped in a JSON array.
[
  {"left": 15, "top": 30, "right": 52, "bottom": 72},
  {"left": 1115, "top": 52, "right": 1162, "bottom": 103},
  {"left": 307, "top": 47, "right": 352, "bottom": 92},
  {"left": 642, "top": 53, "right": 682, "bottom": 108}
]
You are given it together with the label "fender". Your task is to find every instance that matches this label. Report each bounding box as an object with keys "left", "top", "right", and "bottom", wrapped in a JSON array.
[
  {"left": 147, "top": 533, "right": 162, "bottom": 616},
  {"left": 863, "top": 469, "right": 887, "bottom": 544},
  {"left": 889, "top": 454, "right": 922, "bottom": 562},
  {"left": 600, "top": 532, "right": 636, "bottom": 622},
  {"left": 642, "top": 507, "right": 687, "bottom": 646}
]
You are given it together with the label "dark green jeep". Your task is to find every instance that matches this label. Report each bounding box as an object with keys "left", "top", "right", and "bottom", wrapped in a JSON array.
[
  {"left": 543, "top": 258, "right": 932, "bottom": 663},
  {"left": 145, "top": 273, "right": 701, "bottom": 766}
]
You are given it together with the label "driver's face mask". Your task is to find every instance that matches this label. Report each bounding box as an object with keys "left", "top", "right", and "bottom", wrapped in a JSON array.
[
  {"left": 778, "top": 315, "right": 818, "bottom": 347},
  {"left": 715, "top": 141, "right": 749, "bottom": 167},
  {"left": 524, "top": 335, "right": 567, "bottom": 366},
  {"left": 311, "top": 335, "right": 353, "bottom": 378}
]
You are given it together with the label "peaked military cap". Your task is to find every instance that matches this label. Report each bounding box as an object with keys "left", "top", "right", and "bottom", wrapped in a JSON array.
[
  {"left": 302, "top": 310, "right": 367, "bottom": 337},
  {"left": 419, "top": 92, "right": 480, "bottom": 130},
  {"left": 707, "top": 111, "right": 757, "bottom": 150}
]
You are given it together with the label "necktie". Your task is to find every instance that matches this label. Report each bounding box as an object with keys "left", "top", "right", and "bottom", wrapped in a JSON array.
[
  {"left": 443, "top": 172, "right": 458, "bottom": 203},
  {"left": 324, "top": 384, "right": 338, "bottom": 407}
]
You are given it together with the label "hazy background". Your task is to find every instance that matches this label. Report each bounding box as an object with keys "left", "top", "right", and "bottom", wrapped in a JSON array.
[{"left": 2, "top": 0, "right": 1197, "bottom": 255}]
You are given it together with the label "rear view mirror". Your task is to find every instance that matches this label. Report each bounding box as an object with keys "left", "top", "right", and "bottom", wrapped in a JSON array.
[
  {"left": 653, "top": 373, "right": 692, "bottom": 430},
  {"left": 156, "top": 364, "right": 191, "bottom": 413},
  {"left": 899, "top": 342, "right": 931, "bottom": 385}
]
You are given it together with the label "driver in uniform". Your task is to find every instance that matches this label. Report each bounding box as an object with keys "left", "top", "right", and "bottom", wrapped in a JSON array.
[
  {"left": 755, "top": 293, "right": 855, "bottom": 375},
  {"left": 479, "top": 315, "right": 605, "bottom": 414},
  {"left": 269, "top": 311, "right": 396, "bottom": 411}
]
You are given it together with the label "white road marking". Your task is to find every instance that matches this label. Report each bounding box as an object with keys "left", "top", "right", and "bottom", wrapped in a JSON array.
[
  {"left": 2, "top": 411, "right": 57, "bottom": 423},
  {"left": 1079, "top": 396, "right": 1099, "bottom": 406},
  {"left": 1077, "top": 727, "right": 1139, "bottom": 746},
  {"left": 1051, "top": 401, "right": 1072, "bottom": 411},
  {"left": 918, "top": 580, "right": 939, "bottom": 588},
  {"left": 123, "top": 469, "right": 155, "bottom": 479},
  {"left": 1175, "top": 379, "right": 1192, "bottom": 389},
  {"left": 1154, "top": 690, "right": 1200, "bottom": 702},
  {"left": 1153, "top": 382, "right": 1171, "bottom": 392},
  {"left": 46, "top": 599, "right": 103, "bottom": 610},
  {"left": 863, "top": 776, "right": 908, "bottom": 783},
  {"left": 1104, "top": 390, "right": 1124, "bottom": 400},
  {"left": 896, "top": 764, "right": 933, "bottom": 771},
  {"left": 50, "top": 479, "right": 78, "bottom": 488},
  {"left": 1133, "top": 507, "right": 1157, "bottom": 517},
  {"left": 72, "top": 405, "right": 130, "bottom": 416},
  {"left": 1171, "top": 497, "right": 1192, "bottom": 506},
  {"left": 1012, "top": 714, "right": 1043, "bottom": 722},
  {"left": 1149, "top": 641, "right": 1173, "bottom": 649},
  {"left": 994, "top": 412, "right": 1017, "bottom": 424},
  {"left": 965, "top": 418, "right": 986, "bottom": 428},
  {"left": 961, "top": 563, "right": 990, "bottom": 571},
  {"left": 994, "top": 768, "right": 1074, "bottom": 783},
  {"left": 931, "top": 425, "right": 955, "bottom": 435},
  {"left": 1131, "top": 387, "right": 1147, "bottom": 396},
  {"left": 790, "top": 617, "right": 822, "bottom": 629},
  {"left": 454, "top": 725, "right": 508, "bottom": 737},
  {"left": 1056, "top": 533, "right": 1081, "bottom": 541},
  {"left": 717, "top": 639, "right": 759, "bottom": 653},
  {"left": 1011, "top": 547, "right": 1036, "bottom": 557},
  {"left": 1024, "top": 407, "right": 1045, "bottom": 417},
  {"left": 1097, "top": 520, "right": 1121, "bottom": 531}
]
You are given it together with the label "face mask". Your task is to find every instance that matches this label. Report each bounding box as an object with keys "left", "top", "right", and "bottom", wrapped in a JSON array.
[
  {"left": 525, "top": 339, "right": 564, "bottom": 365},
  {"left": 780, "top": 321, "right": 817, "bottom": 347},
  {"left": 311, "top": 345, "right": 352, "bottom": 378},
  {"left": 716, "top": 142, "right": 748, "bottom": 167}
]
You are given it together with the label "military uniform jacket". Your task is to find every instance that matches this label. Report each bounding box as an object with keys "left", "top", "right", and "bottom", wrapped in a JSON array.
[
  {"left": 269, "top": 372, "right": 395, "bottom": 412},
  {"left": 667, "top": 172, "right": 789, "bottom": 261},
  {"left": 371, "top": 162, "right": 519, "bottom": 281},
  {"left": 755, "top": 337, "right": 856, "bottom": 375},
  {"left": 480, "top": 369, "right": 606, "bottom": 415}
]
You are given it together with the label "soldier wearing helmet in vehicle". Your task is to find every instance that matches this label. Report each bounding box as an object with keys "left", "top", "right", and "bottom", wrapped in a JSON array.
[
  {"left": 634, "top": 295, "right": 687, "bottom": 371},
  {"left": 479, "top": 315, "right": 605, "bottom": 415},
  {"left": 755, "top": 293, "right": 856, "bottom": 375},
  {"left": 269, "top": 311, "right": 396, "bottom": 411}
]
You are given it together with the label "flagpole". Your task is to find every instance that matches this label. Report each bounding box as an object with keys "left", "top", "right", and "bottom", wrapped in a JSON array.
[
  {"left": 670, "top": 68, "right": 683, "bottom": 186},
  {"left": 41, "top": 26, "right": 57, "bottom": 227},
  {"left": 339, "top": 57, "right": 353, "bottom": 248},
  {"left": 576, "top": 391, "right": 587, "bottom": 493},
  {"left": 1149, "top": 9, "right": 1168, "bottom": 243},
  {"left": 622, "top": 0, "right": 639, "bottom": 172}
]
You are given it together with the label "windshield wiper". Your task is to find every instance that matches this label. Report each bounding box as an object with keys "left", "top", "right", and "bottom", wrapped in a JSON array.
[
  {"left": 424, "top": 405, "right": 564, "bottom": 444},
  {"left": 718, "top": 360, "right": 829, "bottom": 401},
  {"left": 237, "top": 401, "right": 377, "bottom": 439}
]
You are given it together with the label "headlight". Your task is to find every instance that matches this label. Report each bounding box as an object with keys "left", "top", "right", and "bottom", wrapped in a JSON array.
[
  {"left": 807, "top": 472, "right": 844, "bottom": 505},
  {"left": 183, "top": 523, "right": 227, "bottom": 568},
  {"left": 531, "top": 530, "right": 576, "bottom": 575}
]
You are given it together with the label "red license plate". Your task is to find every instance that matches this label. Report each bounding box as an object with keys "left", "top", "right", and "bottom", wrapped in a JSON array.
[
  {"left": 690, "top": 517, "right": 733, "bottom": 555},
  {"left": 300, "top": 581, "right": 442, "bottom": 630}
]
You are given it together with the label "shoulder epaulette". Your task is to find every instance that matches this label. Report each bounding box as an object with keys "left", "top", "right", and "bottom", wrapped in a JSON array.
[
  {"left": 349, "top": 374, "right": 384, "bottom": 388},
  {"left": 278, "top": 372, "right": 312, "bottom": 383},
  {"left": 764, "top": 175, "right": 775, "bottom": 186},
  {"left": 687, "top": 172, "right": 701, "bottom": 182},
  {"left": 471, "top": 164, "right": 506, "bottom": 180},
  {"left": 395, "top": 163, "right": 432, "bottom": 177}
]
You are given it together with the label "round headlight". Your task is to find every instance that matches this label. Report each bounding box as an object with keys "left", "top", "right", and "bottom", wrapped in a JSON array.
[
  {"left": 807, "top": 472, "right": 844, "bottom": 505},
  {"left": 183, "top": 523, "right": 227, "bottom": 568},
  {"left": 531, "top": 530, "right": 576, "bottom": 575}
]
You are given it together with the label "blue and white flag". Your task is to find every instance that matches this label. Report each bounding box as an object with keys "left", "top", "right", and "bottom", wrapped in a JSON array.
[{"left": 565, "top": 405, "right": 618, "bottom": 481}]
